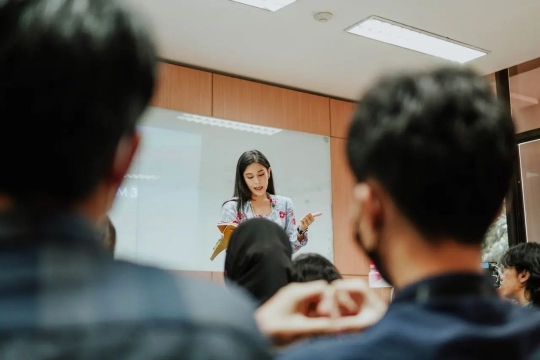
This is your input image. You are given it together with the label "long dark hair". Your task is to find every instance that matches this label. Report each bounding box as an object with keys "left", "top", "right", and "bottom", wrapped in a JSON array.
[
  {"left": 500, "top": 243, "right": 540, "bottom": 307},
  {"left": 224, "top": 150, "right": 275, "bottom": 214}
]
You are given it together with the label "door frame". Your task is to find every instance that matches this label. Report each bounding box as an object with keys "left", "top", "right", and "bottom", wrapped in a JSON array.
[{"left": 511, "top": 128, "right": 540, "bottom": 244}]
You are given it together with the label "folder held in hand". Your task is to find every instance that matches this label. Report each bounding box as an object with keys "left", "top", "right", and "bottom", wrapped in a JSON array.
[{"left": 210, "top": 223, "right": 237, "bottom": 261}]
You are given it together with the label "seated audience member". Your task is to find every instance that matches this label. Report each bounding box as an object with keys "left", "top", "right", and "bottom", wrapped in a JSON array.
[
  {"left": 0, "top": 1, "right": 271, "bottom": 358},
  {"left": 499, "top": 243, "right": 540, "bottom": 307},
  {"left": 293, "top": 253, "right": 342, "bottom": 283},
  {"left": 277, "top": 67, "right": 540, "bottom": 359},
  {"left": 97, "top": 216, "right": 116, "bottom": 254},
  {"left": 225, "top": 218, "right": 295, "bottom": 305}
]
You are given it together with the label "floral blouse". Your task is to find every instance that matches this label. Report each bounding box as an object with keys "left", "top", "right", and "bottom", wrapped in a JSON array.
[{"left": 220, "top": 194, "right": 308, "bottom": 253}]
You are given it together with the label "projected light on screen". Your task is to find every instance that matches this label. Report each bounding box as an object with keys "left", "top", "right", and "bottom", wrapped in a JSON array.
[{"left": 110, "top": 125, "right": 202, "bottom": 270}]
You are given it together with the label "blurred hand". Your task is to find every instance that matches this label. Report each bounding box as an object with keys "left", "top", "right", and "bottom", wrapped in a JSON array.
[
  {"left": 319, "top": 279, "right": 388, "bottom": 333},
  {"left": 255, "top": 281, "right": 333, "bottom": 345},
  {"left": 255, "top": 278, "right": 388, "bottom": 346},
  {"left": 299, "top": 212, "right": 322, "bottom": 232}
]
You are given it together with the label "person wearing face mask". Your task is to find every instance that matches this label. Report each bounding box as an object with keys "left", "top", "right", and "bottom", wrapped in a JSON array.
[
  {"left": 276, "top": 67, "right": 540, "bottom": 360},
  {"left": 499, "top": 243, "right": 540, "bottom": 307},
  {"left": 216, "top": 150, "right": 321, "bottom": 259}
]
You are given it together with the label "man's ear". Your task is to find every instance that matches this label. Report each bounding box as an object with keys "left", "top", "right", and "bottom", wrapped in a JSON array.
[
  {"left": 519, "top": 270, "right": 531, "bottom": 285},
  {"left": 353, "top": 183, "right": 383, "bottom": 248},
  {"left": 354, "top": 183, "right": 383, "bottom": 231},
  {"left": 109, "top": 133, "right": 140, "bottom": 185}
]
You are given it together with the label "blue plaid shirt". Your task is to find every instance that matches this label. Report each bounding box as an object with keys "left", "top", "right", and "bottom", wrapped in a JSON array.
[{"left": 0, "top": 208, "right": 271, "bottom": 359}]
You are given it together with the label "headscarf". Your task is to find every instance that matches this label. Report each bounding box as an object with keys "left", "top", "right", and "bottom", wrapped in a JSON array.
[{"left": 224, "top": 218, "right": 294, "bottom": 305}]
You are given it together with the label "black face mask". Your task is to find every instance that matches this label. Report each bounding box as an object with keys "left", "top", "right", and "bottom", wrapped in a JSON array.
[{"left": 354, "top": 230, "right": 394, "bottom": 287}]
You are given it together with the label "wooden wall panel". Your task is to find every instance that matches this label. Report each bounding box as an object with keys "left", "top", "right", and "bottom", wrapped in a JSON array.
[
  {"left": 515, "top": 102, "right": 540, "bottom": 133},
  {"left": 150, "top": 62, "right": 171, "bottom": 108},
  {"left": 170, "top": 271, "right": 225, "bottom": 287},
  {"left": 212, "top": 74, "right": 330, "bottom": 135},
  {"left": 342, "top": 275, "right": 393, "bottom": 303},
  {"left": 211, "top": 271, "right": 226, "bottom": 287},
  {"left": 150, "top": 63, "right": 212, "bottom": 116},
  {"left": 170, "top": 270, "right": 213, "bottom": 281},
  {"left": 331, "top": 137, "right": 371, "bottom": 275},
  {"left": 330, "top": 99, "right": 356, "bottom": 139}
]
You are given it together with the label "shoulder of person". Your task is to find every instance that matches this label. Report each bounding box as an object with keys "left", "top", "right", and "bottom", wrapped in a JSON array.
[
  {"left": 222, "top": 197, "right": 239, "bottom": 209},
  {"left": 108, "top": 261, "right": 269, "bottom": 354},
  {"left": 272, "top": 195, "right": 293, "bottom": 207}
]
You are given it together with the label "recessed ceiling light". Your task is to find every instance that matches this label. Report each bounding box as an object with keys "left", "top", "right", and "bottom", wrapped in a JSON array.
[
  {"left": 346, "top": 16, "right": 488, "bottom": 64},
  {"left": 230, "top": 0, "right": 296, "bottom": 12}
]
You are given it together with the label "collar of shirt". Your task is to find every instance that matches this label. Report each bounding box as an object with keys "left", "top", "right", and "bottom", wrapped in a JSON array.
[{"left": 393, "top": 272, "right": 497, "bottom": 304}]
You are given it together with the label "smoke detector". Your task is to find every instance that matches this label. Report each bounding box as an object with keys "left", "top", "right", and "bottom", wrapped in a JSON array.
[{"left": 314, "top": 12, "right": 333, "bottom": 23}]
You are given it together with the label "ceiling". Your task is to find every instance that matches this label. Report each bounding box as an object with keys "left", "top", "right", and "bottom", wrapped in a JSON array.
[{"left": 127, "top": 0, "right": 540, "bottom": 100}]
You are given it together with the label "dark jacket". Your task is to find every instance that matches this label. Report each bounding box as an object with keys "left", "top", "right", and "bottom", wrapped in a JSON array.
[{"left": 280, "top": 273, "right": 540, "bottom": 360}]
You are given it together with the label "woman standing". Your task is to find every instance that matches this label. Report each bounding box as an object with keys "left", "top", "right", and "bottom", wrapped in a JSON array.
[{"left": 221, "top": 150, "right": 320, "bottom": 253}]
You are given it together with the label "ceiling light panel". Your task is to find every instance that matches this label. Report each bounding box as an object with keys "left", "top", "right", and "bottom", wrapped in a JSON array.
[
  {"left": 347, "top": 16, "right": 488, "bottom": 64},
  {"left": 230, "top": 0, "right": 295, "bottom": 12},
  {"left": 178, "top": 113, "right": 282, "bottom": 136}
]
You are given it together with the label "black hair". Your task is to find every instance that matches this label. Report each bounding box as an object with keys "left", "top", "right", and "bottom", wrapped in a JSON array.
[
  {"left": 225, "top": 218, "right": 293, "bottom": 305},
  {"left": 346, "top": 67, "right": 515, "bottom": 244},
  {"left": 227, "top": 150, "right": 275, "bottom": 214},
  {"left": 0, "top": 0, "right": 156, "bottom": 204},
  {"left": 501, "top": 243, "right": 540, "bottom": 307},
  {"left": 293, "top": 253, "right": 342, "bottom": 283}
]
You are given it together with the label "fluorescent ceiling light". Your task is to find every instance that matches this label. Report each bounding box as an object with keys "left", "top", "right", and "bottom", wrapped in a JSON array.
[
  {"left": 178, "top": 112, "right": 282, "bottom": 136},
  {"left": 346, "top": 16, "right": 488, "bottom": 64},
  {"left": 125, "top": 174, "right": 160, "bottom": 180},
  {"left": 230, "top": 0, "right": 295, "bottom": 12}
]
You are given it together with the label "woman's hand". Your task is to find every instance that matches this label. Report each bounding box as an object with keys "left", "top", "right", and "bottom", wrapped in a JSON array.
[{"left": 299, "top": 212, "right": 322, "bottom": 232}]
